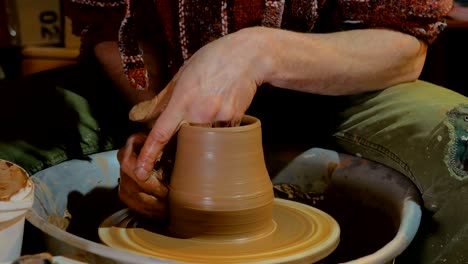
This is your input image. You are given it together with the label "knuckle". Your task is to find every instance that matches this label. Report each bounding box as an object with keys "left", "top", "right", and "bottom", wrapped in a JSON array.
[
  {"left": 149, "top": 128, "right": 172, "bottom": 145},
  {"left": 119, "top": 162, "right": 133, "bottom": 177},
  {"left": 117, "top": 185, "right": 130, "bottom": 205},
  {"left": 126, "top": 133, "right": 147, "bottom": 147},
  {"left": 144, "top": 177, "right": 169, "bottom": 198},
  {"left": 125, "top": 133, "right": 139, "bottom": 144},
  {"left": 116, "top": 148, "right": 125, "bottom": 161}
]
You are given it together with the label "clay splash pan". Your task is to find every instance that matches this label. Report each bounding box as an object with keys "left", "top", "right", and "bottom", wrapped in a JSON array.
[{"left": 99, "top": 198, "right": 340, "bottom": 264}]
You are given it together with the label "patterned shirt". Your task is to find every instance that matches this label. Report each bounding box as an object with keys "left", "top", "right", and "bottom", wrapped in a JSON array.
[{"left": 65, "top": 0, "right": 453, "bottom": 90}]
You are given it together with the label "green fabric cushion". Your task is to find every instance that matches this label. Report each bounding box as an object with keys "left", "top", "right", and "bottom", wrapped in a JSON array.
[{"left": 0, "top": 65, "right": 133, "bottom": 174}]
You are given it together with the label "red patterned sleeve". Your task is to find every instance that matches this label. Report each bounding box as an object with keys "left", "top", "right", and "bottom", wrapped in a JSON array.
[
  {"left": 334, "top": 0, "right": 454, "bottom": 44},
  {"left": 64, "top": 0, "right": 163, "bottom": 58}
]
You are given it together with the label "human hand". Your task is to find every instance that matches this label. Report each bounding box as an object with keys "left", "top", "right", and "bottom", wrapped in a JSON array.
[
  {"left": 130, "top": 27, "right": 270, "bottom": 180},
  {"left": 117, "top": 132, "right": 170, "bottom": 219}
]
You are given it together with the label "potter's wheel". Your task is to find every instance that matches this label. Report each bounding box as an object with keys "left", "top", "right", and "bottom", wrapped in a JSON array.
[{"left": 98, "top": 198, "right": 340, "bottom": 264}]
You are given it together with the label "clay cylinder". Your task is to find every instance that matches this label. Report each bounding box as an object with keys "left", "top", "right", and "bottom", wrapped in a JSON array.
[{"left": 168, "top": 115, "right": 274, "bottom": 239}]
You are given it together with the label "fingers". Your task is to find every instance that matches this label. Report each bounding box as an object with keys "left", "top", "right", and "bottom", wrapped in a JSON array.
[
  {"left": 132, "top": 57, "right": 253, "bottom": 179},
  {"left": 213, "top": 109, "right": 243, "bottom": 127},
  {"left": 134, "top": 94, "right": 240, "bottom": 179},
  {"left": 129, "top": 71, "right": 180, "bottom": 122},
  {"left": 128, "top": 95, "right": 160, "bottom": 122},
  {"left": 141, "top": 169, "right": 169, "bottom": 197},
  {"left": 118, "top": 171, "right": 168, "bottom": 220},
  {"left": 118, "top": 133, "right": 170, "bottom": 195},
  {"left": 212, "top": 97, "right": 244, "bottom": 127},
  {"left": 128, "top": 85, "right": 173, "bottom": 122},
  {"left": 117, "top": 132, "right": 147, "bottom": 176},
  {"left": 134, "top": 105, "right": 183, "bottom": 181},
  {"left": 133, "top": 93, "right": 245, "bottom": 180},
  {"left": 118, "top": 134, "right": 169, "bottom": 220}
]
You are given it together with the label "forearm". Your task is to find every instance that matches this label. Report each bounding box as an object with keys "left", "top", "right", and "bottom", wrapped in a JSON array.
[
  {"left": 94, "top": 41, "right": 169, "bottom": 106},
  {"left": 251, "top": 27, "right": 427, "bottom": 96}
]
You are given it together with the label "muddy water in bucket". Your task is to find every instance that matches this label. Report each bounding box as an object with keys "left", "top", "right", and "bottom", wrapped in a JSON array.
[{"left": 0, "top": 159, "right": 34, "bottom": 262}]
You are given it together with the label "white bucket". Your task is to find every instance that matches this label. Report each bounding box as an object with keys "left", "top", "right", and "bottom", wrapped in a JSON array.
[{"left": 0, "top": 160, "right": 34, "bottom": 262}]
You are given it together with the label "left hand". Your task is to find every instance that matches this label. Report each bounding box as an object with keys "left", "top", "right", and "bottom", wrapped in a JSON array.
[{"left": 117, "top": 132, "right": 169, "bottom": 219}]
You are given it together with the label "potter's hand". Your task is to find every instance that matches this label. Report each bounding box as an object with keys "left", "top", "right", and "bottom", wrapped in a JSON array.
[
  {"left": 131, "top": 28, "right": 268, "bottom": 180},
  {"left": 117, "top": 132, "right": 169, "bottom": 219}
]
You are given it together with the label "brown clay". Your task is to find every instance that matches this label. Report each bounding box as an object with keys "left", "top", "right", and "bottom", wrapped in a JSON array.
[
  {"left": 168, "top": 115, "right": 274, "bottom": 238},
  {"left": 0, "top": 160, "right": 28, "bottom": 201},
  {"left": 99, "top": 199, "right": 340, "bottom": 264}
]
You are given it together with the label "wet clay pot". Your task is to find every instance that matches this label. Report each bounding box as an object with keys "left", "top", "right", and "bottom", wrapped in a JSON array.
[{"left": 168, "top": 115, "right": 275, "bottom": 239}]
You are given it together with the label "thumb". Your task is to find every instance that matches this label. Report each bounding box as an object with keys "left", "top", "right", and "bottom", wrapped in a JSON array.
[
  {"left": 128, "top": 85, "right": 172, "bottom": 122},
  {"left": 129, "top": 71, "right": 180, "bottom": 122},
  {"left": 134, "top": 107, "right": 184, "bottom": 181}
]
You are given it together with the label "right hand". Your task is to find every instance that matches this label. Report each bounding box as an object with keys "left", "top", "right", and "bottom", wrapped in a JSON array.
[
  {"left": 117, "top": 132, "right": 169, "bottom": 219},
  {"left": 130, "top": 27, "right": 269, "bottom": 181}
]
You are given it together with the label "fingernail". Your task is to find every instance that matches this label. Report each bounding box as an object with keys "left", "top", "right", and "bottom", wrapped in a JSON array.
[{"left": 135, "top": 167, "right": 150, "bottom": 181}]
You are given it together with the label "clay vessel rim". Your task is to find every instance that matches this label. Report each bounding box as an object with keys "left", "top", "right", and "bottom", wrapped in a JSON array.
[{"left": 181, "top": 115, "right": 260, "bottom": 132}]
